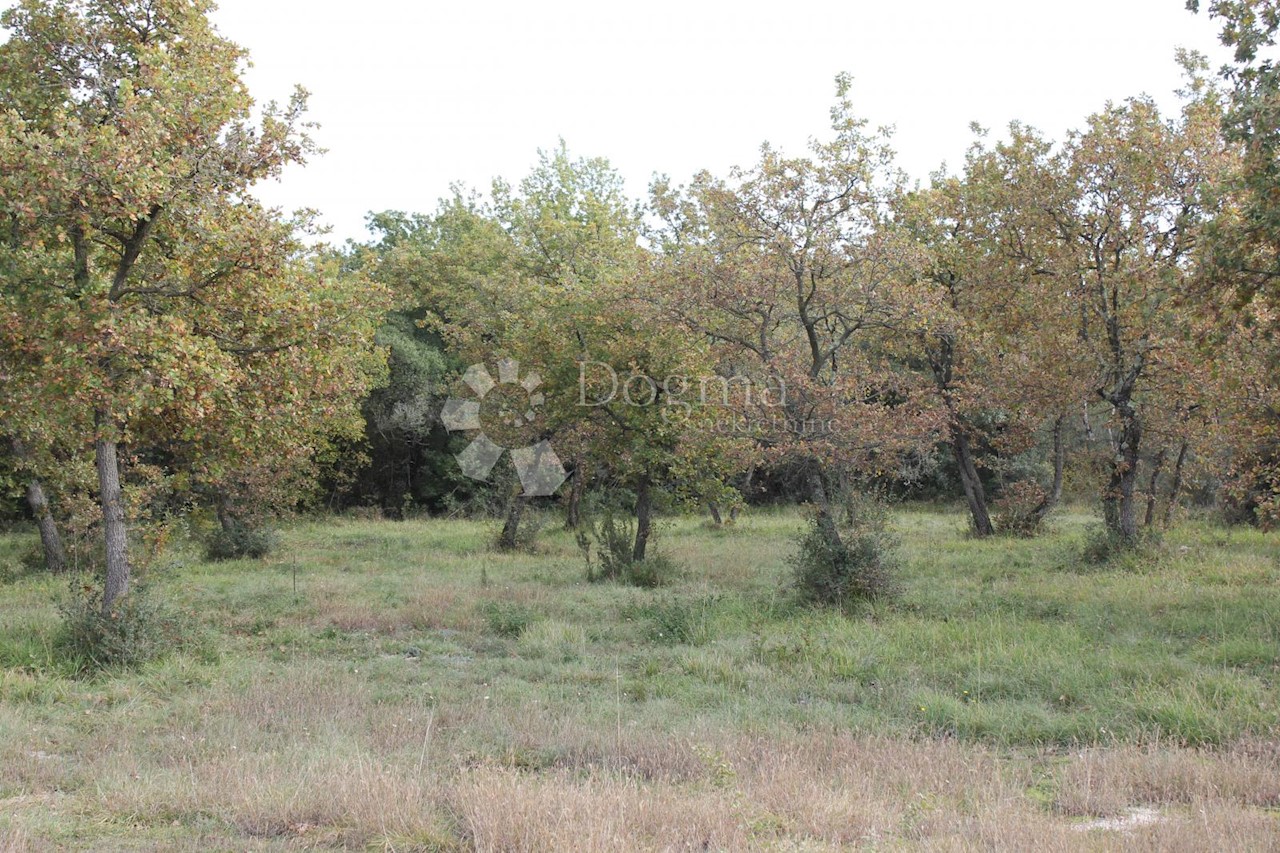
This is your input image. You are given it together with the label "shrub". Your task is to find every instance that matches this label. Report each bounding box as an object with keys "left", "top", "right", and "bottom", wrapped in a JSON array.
[
  {"left": 621, "top": 554, "right": 680, "bottom": 589},
  {"left": 204, "top": 520, "right": 277, "bottom": 561},
  {"left": 994, "top": 480, "right": 1050, "bottom": 538},
  {"left": 584, "top": 510, "right": 633, "bottom": 582},
  {"left": 577, "top": 510, "right": 677, "bottom": 588},
  {"left": 789, "top": 496, "right": 898, "bottom": 610},
  {"left": 55, "top": 578, "right": 189, "bottom": 672},
  {"left": 1079, "top": 524, "right": 1153, "bottom": 567},
  {"left": 480, "top": 600, "right": 537, "bottom": 638}
]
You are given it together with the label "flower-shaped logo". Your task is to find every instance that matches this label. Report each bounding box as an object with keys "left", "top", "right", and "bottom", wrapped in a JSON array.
[{"left": 440, "top": 359, "right": 568, "bottom": 497}]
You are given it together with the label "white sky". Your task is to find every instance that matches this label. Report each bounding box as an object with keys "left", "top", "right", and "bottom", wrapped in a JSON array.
[{"left": 29, "top": 1, "right": 1239, "bottom": 244}]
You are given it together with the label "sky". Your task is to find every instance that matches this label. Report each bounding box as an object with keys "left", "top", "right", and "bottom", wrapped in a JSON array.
[{"left": 152, "top": 2, "right": 1235, "bottom": 243}]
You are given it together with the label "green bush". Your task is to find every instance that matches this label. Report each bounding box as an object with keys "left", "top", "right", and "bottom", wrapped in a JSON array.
[
  {"left": 204, "top": 520, "right": 277, "bottom": 561},
  {"left": 55, "top": 578, "right": 189, "bottom": 672},
  {"left": 1079, "top": 524, "right": 1155, "bottom": 568},
  {"left": 789, "top": 498, "right": 898, "bottom": 610},
  {"left": 577, "top": 510, "right": 678, "bottom": 588},
  {"left": 480, "top": 600, "right": 537, "bottom": 638},
  {"left": 1, "top": 542, "right": 52, "bottom": 583}
]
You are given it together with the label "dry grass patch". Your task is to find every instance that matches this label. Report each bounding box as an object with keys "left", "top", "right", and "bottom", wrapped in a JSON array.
[{"left": 1052, "top": 739, "right": 1280, "bottom": 816}]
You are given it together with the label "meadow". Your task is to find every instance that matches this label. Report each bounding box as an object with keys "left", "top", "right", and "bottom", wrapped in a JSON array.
[{"left": 0, "top": 507, "right": 1277, "bottom": 850}]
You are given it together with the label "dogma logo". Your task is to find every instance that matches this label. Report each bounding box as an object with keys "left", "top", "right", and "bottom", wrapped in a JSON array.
[{"left": 440, "top": 359, "right": 568, "bottom": 497}]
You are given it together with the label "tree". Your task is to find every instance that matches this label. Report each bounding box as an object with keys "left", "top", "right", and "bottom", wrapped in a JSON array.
[
  {"left": 389, "top": 145, "right": 739, "bottom": 557},
  {"left": 651, "top": 75, "right": 942, "bottom": 552},
  {"left": 0, "top": 0, "right": 385, "bottom": 607},
  {"left": 897, "top": 128, "right": 1091, "bottom": 536},
  {"left": 528, "top": 283, "right": 746, "bottom": 561},
  {"left": 1189, "top": 0, "right": 1280, "bottom": 525},
  {"left": 1012, "top": 96, "right": 1233, "bottom": 543}
]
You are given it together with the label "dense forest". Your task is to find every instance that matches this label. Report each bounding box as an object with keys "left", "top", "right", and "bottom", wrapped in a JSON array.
[{"left": 0, "top": 0, "right": 1277, "bottom": 611}]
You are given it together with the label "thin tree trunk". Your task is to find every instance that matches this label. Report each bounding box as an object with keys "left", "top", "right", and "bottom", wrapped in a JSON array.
[
  {"left": 952, "top": 432, "right": 995, "bottom": 537},
  {"left": 1144, "top": 448, "right": 1168, "bottom": 529},
  {"left": 26, "top": 477, "right": 68, "bottom": 574},
  {"left": 1033, "top": 415, "right": 1067, "bottom": 523},
  {"left": 498, "top": 489, "right": 527, "bottom": 551},
  {"left": 564, "top": 461, "right": 584, "bottom": 530},
  {"left": 1162, "top": 441, "right": 1189, "bottom": 528},
  {"left": 632, "top": 475, "right": 653, "bottom": 562},
  {"left": 707, "top": 503, "right": 724, "bottom": 527},
  {"left": 9, "top": 438, "right": 67, "bottom": 574},
  {"left": 215, "top": 495, "right": 236, "bottom": 533},
  {"left": 807, "top": 466, "right": 845, "bottom": 549},
  {"left": 96, "top": 420, "right": 131, "bottom": 612}
]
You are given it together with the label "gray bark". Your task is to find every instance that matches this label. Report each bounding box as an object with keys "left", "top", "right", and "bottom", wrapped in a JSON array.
[
  {"left": 26, "top": 477, "right": 68, "bottom": 574},
  {"left": 96, "top": 422, "right": 131, "bottom": 612},
  {"left": 1032, "top": 414, "right": 1067, "bottom": 523},
  {"left": 952, "top": 432, "right": 995, "bottom": 537},
  {"left": 498, "top": 489, "right": 527, "bottom": 551},
  {"left": 563, "top": 462, "right": 584, "bottom": 530},
  {"left": 1102, "top": 401, "right": 1143, "bottom": 544},
  {"left": 1144, "top": 448, "right": 1168, "bottom": 529},
  {"left": 9, "top": 438, "right": 67, "bottom": 573},
  {"left": 807, "top": 466, "right": 845, "bottom": 549},
  {"left": 1162, "top": 441, "right": 1189, "bottom": 528}
]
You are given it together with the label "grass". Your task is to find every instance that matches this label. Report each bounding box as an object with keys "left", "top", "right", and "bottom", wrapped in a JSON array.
[{"left": 0, "top": 506, "right": 1277, "bottom": 849}]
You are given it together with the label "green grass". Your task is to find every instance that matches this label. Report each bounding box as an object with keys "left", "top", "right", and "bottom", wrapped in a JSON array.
[
  {"left": 0, "top": 506, "right": 1277, "bottom": 848},
  {"left": 3, "top": 508, "right": 1277, "bottom": 745}
]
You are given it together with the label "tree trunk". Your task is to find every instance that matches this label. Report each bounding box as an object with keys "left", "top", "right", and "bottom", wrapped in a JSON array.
[
  {"left": 1102, "top": 403, "right": 1142, "bottom": 544},
  {"left": 1033, "top": 414, "right": 1067, "bottom": 523},
  {"left": 1162, "top": 441, "right": 1189, "bottom": 528},
  {"left": 707, "top": 502, "right": 724, "bottom": 527},
  {"left": 952, "top": 432, "right": 995, "bottom": 537},
  {"left": 498, "top": 489, "right": 527, "bottom": 551},
  {"left": 9, "top": 438, "right": 67, "bottom": 573},
  {"left": 563, "top": 461, "right": 584, "bottom": 530},
  {"left": 215, "top": 495, "right": 236, "bottom": 533},
  {"left": 1143, "top": 448, "right": 1168, "bottom": 529},
  {"left": 95, "top": 422, "right": 131, "bottom": 612},
  {"left": 807, "top": 466, "right": 845, "bottom": 550},
  {"left": 632, "top": 475, "right": 653, "bottom": 562},
  {"left": 26, "top": 477, "right": 68, "bottom": 574}
]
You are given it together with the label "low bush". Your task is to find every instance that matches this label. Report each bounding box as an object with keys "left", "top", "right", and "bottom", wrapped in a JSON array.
[
  {"left": 204, "top": 520, "right": 277, "bottom": 561},
  {"left": 993, "top": 480, "right": 1050, "bottom": 538},
  {"left": 480, "top": 600, "right": 538, "bottom": 638},
  {"left": 789, "top": 495, "right": 898, "bottom": 610},
  {"left": 55, "top": 577, "right": 190, "bottom": 672},
  {"left": 578, "top": 510, "right": 678, "bottom": 588}
]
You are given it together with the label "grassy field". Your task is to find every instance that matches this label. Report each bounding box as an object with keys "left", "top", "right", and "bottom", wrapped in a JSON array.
[{"left": 0, "top": 506, "right": 1277, "bottom": 850}]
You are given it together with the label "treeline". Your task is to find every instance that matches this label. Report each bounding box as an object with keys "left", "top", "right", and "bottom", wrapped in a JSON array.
[{"left": 2, "top": 0, "right": 1278, "bottom": 614}]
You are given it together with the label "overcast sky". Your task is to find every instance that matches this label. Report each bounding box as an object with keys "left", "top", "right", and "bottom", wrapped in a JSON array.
[{"left": 197, "top": 2, "right": 1228, "bottom": 243}]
